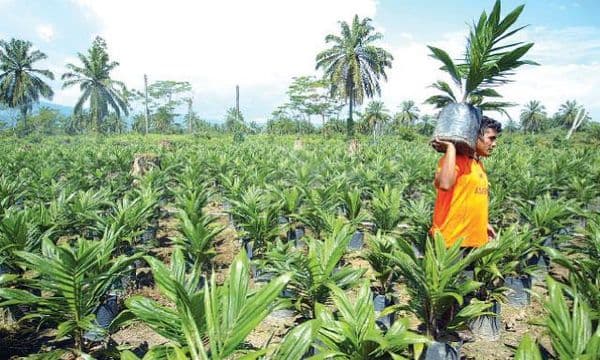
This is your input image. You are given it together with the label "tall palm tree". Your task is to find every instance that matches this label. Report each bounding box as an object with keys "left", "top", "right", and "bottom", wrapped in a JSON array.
[
  {"left": 425, "top": 1, "right": 537, "bottom": 116},
  {"left": 520, "top": 100, "right": 546, "bottom": 133},
  {"left": 363, "top": 100, "right": 390, "bottom": 137},
  {"left": 557, "top": 100, "right": 582, "bottom": 128},
  {"left": 394, "top": 100, "right": 420, "bottom": 126},
  {"left": 0, "top": 38, "right": 54, "bottom": 126},
  {"left": 316, "top": 15, "right": 393, "bottom": 137},
  {"left": 61, "top": 36, "right": 128, "bottom": 132}
]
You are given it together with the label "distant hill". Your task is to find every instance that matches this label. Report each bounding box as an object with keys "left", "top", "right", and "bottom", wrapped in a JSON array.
[{"left": 0, "top": 101, "right": 73, "bottom": 126}]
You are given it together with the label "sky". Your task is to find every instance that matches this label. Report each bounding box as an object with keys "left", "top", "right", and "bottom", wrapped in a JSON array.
[{"left": 1, "top": 0, "right": 599, "bottom": 125}]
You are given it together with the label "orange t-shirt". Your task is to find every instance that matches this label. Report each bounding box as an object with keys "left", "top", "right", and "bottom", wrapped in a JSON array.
[{"left": 431, "top": 154, "right": 489, "bottom": 248}]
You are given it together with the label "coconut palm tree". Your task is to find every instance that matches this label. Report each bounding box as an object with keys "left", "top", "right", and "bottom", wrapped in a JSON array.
[
  {"left": 557, "top": 100, "right": 590, "bottom": 131},
  {"left": 520, "top": 100, "right": 547, "bottom": 133},
  {"left": 0, "top": 38, "right": 54, "bottom": 126},
  {"left": 394, "top": 100, "right": 420, "bottom": 126},
  {"left": 425, "top": 0, "right": 537, "bottom": 116},
  {"left": 557, "top": 100, "right": 579, "bottom": 127},
  {"left": 61, "top": 36, "right": 128, "bottom": 133},
  {"left": 316, "top": 15, "right": 393, "bottom": 137},
  {"left": 363, "top": 100, "right": 390, "bottom": 137}
]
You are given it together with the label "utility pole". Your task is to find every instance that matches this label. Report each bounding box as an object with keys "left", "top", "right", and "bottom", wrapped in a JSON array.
[
  {"left": 144, "top": 74, "right": 150, "bottom": 135},
  {"left": 187, "top": 97, "right": 193, "bottom": 134},
  {"left": 235, "top": 85, "right": 240, "bottom": 124}
]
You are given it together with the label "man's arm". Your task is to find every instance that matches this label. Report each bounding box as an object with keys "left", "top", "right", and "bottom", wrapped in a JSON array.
[
  {"left": 432, "top": 138, "right": 457, "bottom": 191},
  {"left": 487, "top": 223, "right": 497, "bottom": 240}
]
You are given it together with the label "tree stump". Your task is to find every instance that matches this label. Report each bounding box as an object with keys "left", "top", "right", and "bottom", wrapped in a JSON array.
[
  {"left": 293, "top": 139, "right": 303, "bottom": 150},
  {"left": 131, "top": 153, "right": 161, "bottom": 186},
  {"left": 348, "top": 139, "right": 360, "bottom": 156},
  {"left": 159, "top": 140, "right": 174, "bottom": 150}
]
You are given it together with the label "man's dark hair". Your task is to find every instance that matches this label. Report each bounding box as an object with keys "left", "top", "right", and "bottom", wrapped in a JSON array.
[{"left": 480, "top": 116, "right": 502, "bottom": 135}]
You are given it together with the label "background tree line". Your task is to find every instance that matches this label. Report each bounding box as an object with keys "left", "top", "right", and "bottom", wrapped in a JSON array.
[{"left": 1, "top": 14, "right": 597, "bottom": 139}]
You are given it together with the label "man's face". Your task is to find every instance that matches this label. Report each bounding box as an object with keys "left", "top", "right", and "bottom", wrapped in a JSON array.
[{"left": 476, "top": 128, "right": 498, "bottom": 157}]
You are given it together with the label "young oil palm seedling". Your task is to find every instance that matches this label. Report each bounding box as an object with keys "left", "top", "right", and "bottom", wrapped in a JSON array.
[
  {"left": 466, "top": 231, "right": 524, "bottom": 340},
  {"left": 173, "top": 210, "right": 222, "bottom": 271},
  {"left": 533, "top": 277, "right": 600, "bottom": 359},
  {"left": 517, "top": 193, "right": 576, "bottom": 241},
  {"left": 369, "top": 185, "right": 403, "bottom": 234},
  {"left": 98, "top": 196, "right": 155, "bottom": 251},
  {"left": 262, "top": 220, "right": 365, "bottom": 319},
  {"left": 340, "top": 188, "right": 370, "bottom": 250},
  {"left": 513, "top": 334, "right": 543, "bottom": 360},
  {"left": 0, "top": 231, "right": 139, "bottom": 356},
  {"left": 361, "top": 231, "right": 420, "bottom": 329},
  {"left": 229, "top": 187, "right": 282, "bottom": 258},
  {"left": 399, "top": 197, "right": 433, "bottom": 256},
  {"left": 132, "top": 181, "right": 162, "bottom": 244},
  {"left": 285, "top": 162, "right": 318, "bottom": 191},
  {"left": 175, "top": 162, "right": 213, "bottom": 193},
  {"left": 517, "top": 193, "right": 578, "bottom": 279},
  {"left": 498, "top": 225, "right": 537, "bottom": 307},
  {"left": 0, "top": 209, "right": 51, "bottom": 274},
  {"left": 340, "top": 189, "right": 369, "bottom": 227},
  {"left": 118, "top": 251, "right": 291, "bottom": 360},
  {"left": 425, "top": 0, "right": 537, "bottom": 115},
  {"left": 218, "top": 170, "right": 244, "bottom": 201},
  {"left": 0, "top": 174, "right": 26, "bottom": 214},
  {"left": 362, "top": 232, "right": 397, "bottom": 295},
  {"left": 314, "top": 281, "right": 429, "bottom": 358},
  {"left": 173, "top": 186, "right": 211, "bottom": 224},
  {"left": 0, "top": 209, "right": 53, "bottom": 327},
  {"left": 271, "top": 184, "right": 304, "bottom": 240},
  {"left": 298, "top": 202, "right": 335, "bottom": 240},
  {"left": 510, "top": 170, "right": 549, "bottom": 202},
  {"left": 300, "top": 179, "right": 343, "bottom": 237},
  {"left": 543, "top": 214, "right": 600, "bottom": 322},
  {"left": 488, "top": 182, "right": 518, "bottom": 228},
  {"left": 66, "top": 188, "right": 112, "bottom": 237},
  {"left": 120, "top": 319, "right": 321, "bottom": 360},
  {"left": 388, "top": 233, "right": 492, "bottom": 353},
  {"left": 565, "top": 175, "right": 598, "bottom": 205}
]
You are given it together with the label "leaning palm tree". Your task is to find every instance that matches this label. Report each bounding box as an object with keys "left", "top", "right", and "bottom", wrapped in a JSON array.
[
  {"left": 520, "top": 100, "right": 547, "bottom": 133},
  {"left": 394, "top": 100, "right": 420, "bottom": 126},
  {"left": 425, "top": 0, "right": 537, "bottom": 116},
  {"left": 0, "top": 38, "right": 54, "bottom": 126},
  {"left": 363, "top": 100, "right": 390, "bottom": 137},
  {"left": 557, "top": 100, "right": 588, "bottom": 129},
  {"left": 61, "top": 36, "right": 128, "bottom": 132},
  {"left": 316, "top": 15, "right": 393, "bottom": 137}
]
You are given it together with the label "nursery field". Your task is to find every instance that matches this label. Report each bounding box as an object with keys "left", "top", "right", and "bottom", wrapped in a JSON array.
[{"left": 0, "top": 134, "right": 599, "bottom": 359}]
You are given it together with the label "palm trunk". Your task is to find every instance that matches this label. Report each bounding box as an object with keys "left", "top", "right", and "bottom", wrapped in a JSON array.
[
  {"left": 144, "top": 74, "right": 150, "bottom": 135},
  {"left": 347, "top": 90, "right": 354, "bottom": 138},
  {"left": 372, "top": 121, "right": 376, "bottom": 139},
  {"left": 566, "top": 108, "right": 586, "bottom": 140},
  {"left": 20, "top": 106, "right": 28, "bottom": 129}
]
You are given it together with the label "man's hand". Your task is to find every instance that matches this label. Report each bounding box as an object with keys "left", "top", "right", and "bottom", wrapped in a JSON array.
[
  {"left": 431, "top": 137, "right": 455, "bottom": 153},
  {"left": 487, "top": 223, "right": 497, "bottom": 240}
]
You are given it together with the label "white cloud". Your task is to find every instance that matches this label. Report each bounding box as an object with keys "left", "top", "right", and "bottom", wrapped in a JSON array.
[
  {"left": 68, "top": 0, "right": 376, "bottom": 121},
  {"left": 36, "top": 24, "right": 55, "bottom": 42},
  {"left": 379, "top": 26, "right": 600, "bottom": 123},
  {"left": 59, "top": 2, "right": 600, "bottom": 123},
  {"left": 0, "top": 0, "right": 13, "bottom": 9},
  {"left": 379, "top": 31, "right": 464, "bottom": 114}
]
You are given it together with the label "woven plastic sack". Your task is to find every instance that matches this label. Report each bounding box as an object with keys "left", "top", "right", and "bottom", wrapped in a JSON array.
[{"left": 432, "top": 103, "right": 482, "bottom": 155}]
